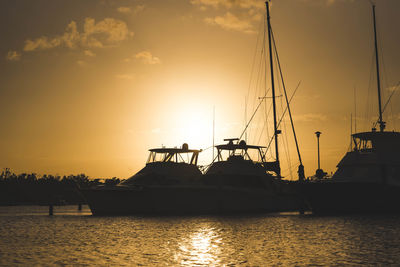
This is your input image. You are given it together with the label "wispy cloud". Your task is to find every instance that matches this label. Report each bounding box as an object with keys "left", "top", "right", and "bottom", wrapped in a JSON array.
[
  {"left": 299, "top": 0, "right": 355, "bottom": 6},
  {"left": 294, "top": 113, "right": 327, "bottom": 122},
  {"left": 205, "top": 12, "right": 255, "bottom": 34},
  {"left": 84, "top": 50, "right": 96, "bottom": 57},
  {"left": 117, "top": 4, "right": 145, "bottom": 14},
  {"left": 133, "top": 5, "right": 145, "bottom": 14},
  {"left": 191, "top": 0, "right": 264, "bottom": 10},
  {"left": 135, "top": 51, "right": 161, "bottom": 65},
  {"left": 76, "top": 60, "right": 87, "bottom": 67},
  {"left": 6, "top": 51, "right": 21, "bottom": 61},
  {"left": 117, "top": 6, "right": 132, "bottom": 14}
]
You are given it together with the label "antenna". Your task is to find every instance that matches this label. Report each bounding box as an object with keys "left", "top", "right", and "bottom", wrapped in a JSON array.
[
  {"left": 212, "top": 106, "right": 215, "bottom": 161},
  {"left": 244, "top": 96, "right": 248, "bottom": 142},
  {"left": 354, "top": 86, "right": 357, "bottom": 133},
  {"left": 350, "top": 113, "right": 353, "bottom": 149}
]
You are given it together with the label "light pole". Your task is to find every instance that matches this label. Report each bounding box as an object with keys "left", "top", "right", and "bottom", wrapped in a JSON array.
[
  {"left": 315, "top": 131, "right": 325, "bottom": 179},
  {"left": 315, "top": 131, "right": 321, "bottom": 170}
]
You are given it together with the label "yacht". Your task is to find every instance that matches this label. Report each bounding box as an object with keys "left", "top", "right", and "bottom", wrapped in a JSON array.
[
  {"left": 203, "top": 138, "right": 300, "bottom": 213},
  {"left": 81, "top": 144, "right": 210, "bottom": 215}
]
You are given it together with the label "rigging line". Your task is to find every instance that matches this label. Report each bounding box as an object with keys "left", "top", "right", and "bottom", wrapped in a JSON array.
[
  {"left": 257, "top": 101, "right": 274, "bottom": 147},
  {"left": 239, "top": 91, "right": 268, "bottom": 140},
  {"left": 246, "top": 15, "right": 265, "bottom": 115},
  {"left": 250, "top": 35, "right": 266, "bottom": 140},
  {"left": 251, "top": 53, "right": 266, "bottom": 144},
  {"left": 271, "top": 27, "right": 303, "bottom": 165},
  {"left": 277, "top": 76, "right": 293, "bottom": 179},
  {"left": 265, "top": 81, "right": 301, "bottom": 153},
  {"left": 365, "top": 48, "right": 376, "bottom": 130},
  {"left": 390, "top": 99, "right": 396, "bottom": 131},
  {"left": 373, "top": 81, "right": 400, "bottom": 128},
  {"left": 282, "top": 105, "right": 293, "bottom": 180}
]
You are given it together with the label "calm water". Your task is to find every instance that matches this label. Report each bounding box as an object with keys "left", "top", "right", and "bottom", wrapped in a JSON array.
[{"left": 1, "top": 206, "right": 400, "bottom": 266}]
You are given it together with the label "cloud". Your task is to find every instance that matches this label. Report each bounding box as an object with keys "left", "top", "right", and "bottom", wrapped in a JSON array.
[
  {"left": 190, "top": 0, "right": 264, "bottom": 10},
  {"left": 205, "top": 12, "right": 255, "bottom": 34},
  {"left": 117, "top": 4, "right": 144, "bottom": 14},
  {"left": 294, "top": 113, "right": 327, "bottom": 122},
  {"left": 115, "top": 74, "right": 134, "bottom": 80},
  {"left": 76, "top": 60, "right": 87, "bottom": 66},
  {"left": 191, "top": 0, "right": 262, "bottom": 34},
  {"left": 299, "top": 0, "right": 355, "bottom": 6},
  {"left": 6, "top": 51, "right": 21, "bottom": 61},
  {"left": 117, "top": 7, "right": 132, "bottom": 14},
  {"left": 84, "top": 50, "right": 96, "bottom": 57},
  {"left": 135, "top": 51, "right": 161, "bottom": 64},
  {"left": 133, "top": 5, "right": 145, "bottom": 14},
  {"left": 20, "top": 17, "right": 133, "bottom": 55}
]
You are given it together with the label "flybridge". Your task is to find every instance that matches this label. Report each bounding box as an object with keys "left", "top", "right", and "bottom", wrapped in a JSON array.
[
  {"left": 213, "top": 138, "right": 281, "bottom": 176},
  {"left": 147, "top": 143, "right": 200, "bottom": 165},
  {"left": 352, "top": 131, "right": 400, "bottom": 152}
]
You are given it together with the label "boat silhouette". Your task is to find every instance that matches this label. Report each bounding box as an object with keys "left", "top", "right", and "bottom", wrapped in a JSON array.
[{"left": 81, "top": 144, "right": 213, "bottom": 215}]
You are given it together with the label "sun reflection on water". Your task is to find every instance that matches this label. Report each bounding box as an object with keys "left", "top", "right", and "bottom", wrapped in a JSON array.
[{"left": 175, "top": 226, "right": 222, "bottom": 266}]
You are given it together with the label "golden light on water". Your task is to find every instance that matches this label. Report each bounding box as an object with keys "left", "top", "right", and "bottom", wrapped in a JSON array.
[{"left": 176, "top": 226, "right": 222, "bottom": 266}]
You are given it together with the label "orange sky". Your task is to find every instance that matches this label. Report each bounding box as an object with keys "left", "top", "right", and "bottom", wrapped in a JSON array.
[{"left": 1, "top": 0, "right": 400, "bottom": 179}]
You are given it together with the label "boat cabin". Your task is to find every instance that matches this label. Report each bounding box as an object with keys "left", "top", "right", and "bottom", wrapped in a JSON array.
[
  {"left": 352, "top": 131, "right": 400, "bottom": 154},
  {"left": 120, "top": 144, "right": 202, "bottom": 187},
  {"left": 203, "top": 139, "right": 278, "bottom": 190},
  {"left": 214, "top": 138, "right": 267, "bottom": 164},
  {"left": 146, "top": 143, "right": 200, "bottom": 165},
  {"left": 333, "top": 131, "right": 400, "bottom": 184}
]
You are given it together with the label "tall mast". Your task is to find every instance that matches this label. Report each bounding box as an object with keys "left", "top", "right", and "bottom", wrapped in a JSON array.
[
  {"left": 266, "top": 1, "right": 280, "bottom": 177},
  {"left": 372, "top": 4, "right": 385, "bottom": 132}
]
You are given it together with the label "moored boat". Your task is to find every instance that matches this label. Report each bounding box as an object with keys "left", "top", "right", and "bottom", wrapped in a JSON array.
[
  {"left": 81, "top": 144, "right": 215, "bottom": 215},
  {"left": 203, "top": 138, "right": 302, "bottom": 213}
]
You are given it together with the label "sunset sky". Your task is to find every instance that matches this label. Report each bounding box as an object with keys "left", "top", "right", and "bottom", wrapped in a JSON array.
[{"left": 1, "top": 0, "right": 400, "bottom": 179}]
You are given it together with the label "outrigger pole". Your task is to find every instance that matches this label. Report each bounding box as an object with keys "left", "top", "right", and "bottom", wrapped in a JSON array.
[
  {"left": 266, "top": 1, "right": 281, "bottom": 178},
  {"left": 372, "top": 4, "right": 385, "bottom": 132}
]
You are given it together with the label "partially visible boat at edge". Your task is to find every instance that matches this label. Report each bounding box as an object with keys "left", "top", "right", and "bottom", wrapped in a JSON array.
[{"left": 301, "top": 3, "right": 400, "bottom": 214}]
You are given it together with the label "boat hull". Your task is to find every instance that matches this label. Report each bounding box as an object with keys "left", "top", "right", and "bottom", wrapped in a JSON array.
[
  {"left": 301, "top": 181, "right": 400, "bottom": 214},
  {"left": 81, "top": 186, "right": 300, "bottom": 215}
]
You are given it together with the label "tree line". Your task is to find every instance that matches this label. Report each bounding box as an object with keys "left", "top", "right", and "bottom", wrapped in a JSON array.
[{"left": 0, "top": 168, "right": 123, "bottom": 205}]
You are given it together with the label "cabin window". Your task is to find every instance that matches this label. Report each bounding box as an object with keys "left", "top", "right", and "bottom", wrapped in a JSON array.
[
  {"left": 353, "top": 138, "right": 373, "bottom": 152},
  {"left": 146, "top": 151, "right": 197, "bottom": 164}
]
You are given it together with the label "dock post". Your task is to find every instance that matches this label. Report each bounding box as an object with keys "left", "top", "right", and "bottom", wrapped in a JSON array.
[
  {"left": 78, "top": 203, "right": 82, "bottom": 211},
  {"left": 49, "top": 204, "right": 53, "bottom": 216}
]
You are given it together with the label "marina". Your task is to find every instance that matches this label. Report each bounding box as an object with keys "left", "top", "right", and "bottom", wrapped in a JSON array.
[{"left": 1, "top": 0, "right": 400, "bottom": 265}]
